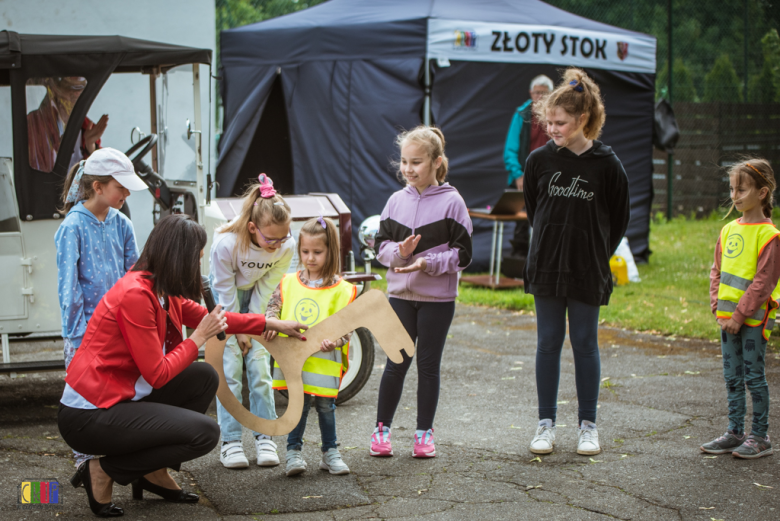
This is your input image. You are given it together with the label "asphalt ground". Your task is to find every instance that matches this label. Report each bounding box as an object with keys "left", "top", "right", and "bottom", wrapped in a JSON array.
[{"left": 1, "top": 304, "right": 778, "bottom": 520}]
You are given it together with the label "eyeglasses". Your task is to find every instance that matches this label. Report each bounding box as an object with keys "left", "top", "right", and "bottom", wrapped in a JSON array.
[{"left": 257, "top": 228, "right": 292, "bottom": 246}]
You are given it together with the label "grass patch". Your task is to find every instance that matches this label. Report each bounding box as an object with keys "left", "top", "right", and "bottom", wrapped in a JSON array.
[{"left": 360, "top": 212, "right": 780, "bottom": 348}]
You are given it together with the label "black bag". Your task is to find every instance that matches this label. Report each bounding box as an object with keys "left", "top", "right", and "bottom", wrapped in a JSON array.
[{"left": 652, "top": 98, "right": 680, "bottom": 154}]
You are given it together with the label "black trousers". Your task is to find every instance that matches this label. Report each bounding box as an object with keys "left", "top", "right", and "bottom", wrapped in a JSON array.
[
  {"left": 58, "top": 362, "right": 220, "bottom": 485},
  {"left": 376, "top": 298, "right": 456, "bottom": 431}
]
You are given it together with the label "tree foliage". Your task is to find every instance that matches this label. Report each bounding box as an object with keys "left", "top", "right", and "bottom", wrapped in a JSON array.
[
  {"left": 703, "top": 54, "right": 743, "bottom": 102},
  {"left": 656, "top": 58, "right": 698, "bottom": 101},
  {"left": 750, "top": 28, "right": 780, "bottom": 102},
  {"left": 546, "top": 0, "right": 780, "bottom": 102}
]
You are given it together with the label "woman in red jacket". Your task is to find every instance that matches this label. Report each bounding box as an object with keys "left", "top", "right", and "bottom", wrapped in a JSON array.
[{"left": 58, "top": 214, "right": 307, "bottom": 517}]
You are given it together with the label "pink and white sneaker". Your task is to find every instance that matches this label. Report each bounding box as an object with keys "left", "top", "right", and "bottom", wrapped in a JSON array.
[
  {"left": 413, "top": 429, "right": 436, "bottom": 458},
  {"left": 370, "top": 422, "right": 393, "bottom": 457}
]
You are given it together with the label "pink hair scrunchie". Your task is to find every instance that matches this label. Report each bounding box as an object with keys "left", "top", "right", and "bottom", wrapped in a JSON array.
[{"left": 257, "top": 173, "right": 277, "bottom": 198}]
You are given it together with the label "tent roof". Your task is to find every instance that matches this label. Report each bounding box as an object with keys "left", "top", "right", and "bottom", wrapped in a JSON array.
[
  {"left": 0, "top": 31, "right": 211, "bottom": 72},
  {"left": 222, "top": 0, "right": 649, "bottom": 66}
]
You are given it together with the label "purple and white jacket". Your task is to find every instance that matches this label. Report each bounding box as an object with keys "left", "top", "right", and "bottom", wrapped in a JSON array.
[{"left": 375, "top": 183, "right": 473, "bottom": 302}]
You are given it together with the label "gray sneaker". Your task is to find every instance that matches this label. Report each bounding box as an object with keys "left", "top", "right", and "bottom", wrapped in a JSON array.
[
  {"left": 319, "top": 448, "right": 350, "bottom": 475},
  {"left": 732, "top": 434, "right": 774, "bottom": 459},
  {"left": 285, "top": 450, "right": 307, "bottom": 476},
  {"left": 700, "top": 431, "right": 746, "bottom": 454}
]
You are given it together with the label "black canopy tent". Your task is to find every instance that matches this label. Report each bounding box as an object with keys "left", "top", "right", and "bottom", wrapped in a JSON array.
[
  {"left": 0, "top": 31, "right": 211, "bottom": 221},
  {"left": 218, "top": 0, "right": 657, "bottom": 267}
]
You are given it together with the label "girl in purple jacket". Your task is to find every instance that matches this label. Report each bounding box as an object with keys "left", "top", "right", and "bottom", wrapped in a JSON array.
[{"left": 370, "top": 126, "right": 473, "bottom": 458}]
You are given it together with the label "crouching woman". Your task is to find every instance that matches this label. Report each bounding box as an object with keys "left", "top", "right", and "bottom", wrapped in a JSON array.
[{"left": 58, "top": 214, "right": 307, "bottom": 517}]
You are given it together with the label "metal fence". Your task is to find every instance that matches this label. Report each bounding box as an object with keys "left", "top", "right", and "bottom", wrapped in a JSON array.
[{"left": 546, "top": 0, "right": 780, "bottom": 218}]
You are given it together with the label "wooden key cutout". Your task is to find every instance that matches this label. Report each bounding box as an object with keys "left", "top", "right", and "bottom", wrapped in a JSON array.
[{"left": 205, "top": 289, "right": 414, "bottom": 436}]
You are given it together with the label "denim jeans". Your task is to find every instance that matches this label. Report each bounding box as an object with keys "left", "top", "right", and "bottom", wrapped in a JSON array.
[
  {"left": 721, "top": 325, "right": 770, "bottom": 437},
  {"left": 64, "top": 336, "right": 95, "bottom": 466},
  {"left": 286, "top": 394, "right": 337, "bottom": 452},
  {"left": 215, "top": 288, "right": 277, "bottom": 441}
]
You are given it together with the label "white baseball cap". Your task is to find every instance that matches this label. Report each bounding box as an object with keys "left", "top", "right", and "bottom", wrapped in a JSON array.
[{"left": 84, "top": 147, "right": 147, "bottom": 191}]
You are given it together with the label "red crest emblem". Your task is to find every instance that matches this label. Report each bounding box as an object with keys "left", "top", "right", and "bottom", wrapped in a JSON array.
[{"left": 617, "top": 42, "right": 629, "bottom": 61}]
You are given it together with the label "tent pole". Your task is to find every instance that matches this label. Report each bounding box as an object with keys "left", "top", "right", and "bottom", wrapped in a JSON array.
[{"left": 423, "top": 57, "right": 431, "bottom": 126}]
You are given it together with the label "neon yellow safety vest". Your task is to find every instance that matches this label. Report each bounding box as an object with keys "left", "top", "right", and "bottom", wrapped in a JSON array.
[
  {"left": 716, "top": 219, "right": 780, "bottom": 339},
  {"left": 272, "top": 273, "right": 357, "bottom": 397}
]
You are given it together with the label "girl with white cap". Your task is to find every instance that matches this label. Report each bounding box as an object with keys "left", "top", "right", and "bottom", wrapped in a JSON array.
[{"left": 55, "top": 147, "right": 147, "bottom": 469}]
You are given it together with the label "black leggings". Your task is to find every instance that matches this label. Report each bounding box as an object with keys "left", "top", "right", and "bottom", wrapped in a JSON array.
[
  {"left": 376, "top": 298, "right": 455, "bottom": 431},
  {"left": 534, "top": 296, "right": 601, "bottom": 425},
  {"left": 58, "top": 362, "right": 220, "bottom": 485}
]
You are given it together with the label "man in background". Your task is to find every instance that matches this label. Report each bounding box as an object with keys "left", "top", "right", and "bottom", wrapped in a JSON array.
[{"left": 502, "top": 74, "right": 553, "bottom": 276}]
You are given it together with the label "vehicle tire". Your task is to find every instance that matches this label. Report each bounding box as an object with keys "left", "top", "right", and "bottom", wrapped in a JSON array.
[{"left": 270, "top": 327, "right": 376, "bottom": 405}]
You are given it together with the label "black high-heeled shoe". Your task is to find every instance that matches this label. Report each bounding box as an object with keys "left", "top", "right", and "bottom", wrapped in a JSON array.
[
  {"left": 74, "top": 461, "right": 124, "bottom": 517},
  {"left": 131, "top": 476, "right": 199, "bottom": 503},
  {"left": 70, "top": 470, "right": 83, "bottom": 488}
]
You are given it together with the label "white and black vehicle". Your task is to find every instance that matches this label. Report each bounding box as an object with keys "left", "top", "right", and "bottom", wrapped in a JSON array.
[{"left": 0, "top": 31, "right": 380, "bottom": 404}]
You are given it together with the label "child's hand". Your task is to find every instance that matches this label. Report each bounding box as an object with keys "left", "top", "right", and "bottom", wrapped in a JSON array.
[
  {"left": 718, "top": 317, "right": 741, "bottom": 335},
  {"left": 398, "top": 234, "right": 422, "bottom": 258},
  {"left": 263, "top": 329, "right": 278, "bottom": 342},
  {"left": 237, "top": 334, "right": 252, "bottom": 356},
  {"left": 394, "top": 257, "right": 427, "bottom": 273},
  {"left": 265, "top": 318, "right": 308, "bottom": 340},
  {"left": 320, "top": 339, "right": 337, "bottom": 352}
]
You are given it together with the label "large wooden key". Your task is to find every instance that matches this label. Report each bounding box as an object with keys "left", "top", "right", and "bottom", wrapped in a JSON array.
[{"left": 204, "top": 289, "right": 415, "bottom": 436}]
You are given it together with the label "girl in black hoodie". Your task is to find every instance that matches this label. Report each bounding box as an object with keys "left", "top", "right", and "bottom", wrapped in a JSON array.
[{"left": 523, "top": 69, "right": 630, "bottom": 457}]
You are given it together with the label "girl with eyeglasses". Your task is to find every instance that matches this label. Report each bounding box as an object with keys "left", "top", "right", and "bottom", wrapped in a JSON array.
[{"left": 209, "top": 174, "right": 295, "bottom": 470}]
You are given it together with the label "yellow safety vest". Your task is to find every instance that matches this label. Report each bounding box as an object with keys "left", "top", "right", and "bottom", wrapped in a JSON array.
[
  {"left": 716, "top": 219, "right": 780, "bottom": 339},
  {"left": 272, "top": 273, "right": 357, "bottom": 397}
]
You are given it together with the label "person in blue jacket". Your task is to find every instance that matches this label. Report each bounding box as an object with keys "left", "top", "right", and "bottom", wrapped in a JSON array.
[
  {"left": 503, "top": 75, "right": 554, "bottom": 268},
  {"left": 55, "top": 147, "right": 146, "bottom": 468}
]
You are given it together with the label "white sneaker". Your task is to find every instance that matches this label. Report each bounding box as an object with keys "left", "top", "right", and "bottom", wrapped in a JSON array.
[
  {"left": 577, "top": 420, "right": 601, "bottom": 455},
  {"left": 319, "top": 448, "right": 350, "bottom": 475},
  {"left": 285, "top": 450, "right": 307, "bottom": 477},
  {"left": 255, "top": 436, "right": 280, "bottom": 467},
  {"left": 220, "top": 441, "right": 249, "bottom": 469},
  {"left": 529, "top": 419, "right": 556, "bottom": 454}
]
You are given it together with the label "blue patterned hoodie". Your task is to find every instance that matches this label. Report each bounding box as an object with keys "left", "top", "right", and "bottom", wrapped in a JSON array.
[{"left": 55, "top": 202, "right": 139, "bottom": 344}]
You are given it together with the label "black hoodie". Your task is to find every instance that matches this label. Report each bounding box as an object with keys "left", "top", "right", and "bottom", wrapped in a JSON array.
[{"left": 522, "top": 140, "right": 630, "bottom": 306}]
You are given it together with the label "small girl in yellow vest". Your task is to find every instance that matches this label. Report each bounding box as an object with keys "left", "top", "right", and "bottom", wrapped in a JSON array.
[
  {"left": 704, "top": 159, "right": 778, "bottom": 459},
  {"left": 264, "top": 216, "right": 357, "bottom": 476}
]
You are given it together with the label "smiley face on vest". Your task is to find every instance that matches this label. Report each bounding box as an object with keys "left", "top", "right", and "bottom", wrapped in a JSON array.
[
  {"left": 724, "top": 233, "right": 744, "bottom": 259},
  {"left": 294, "top": 298, "right": 320, "bottom": 325}
]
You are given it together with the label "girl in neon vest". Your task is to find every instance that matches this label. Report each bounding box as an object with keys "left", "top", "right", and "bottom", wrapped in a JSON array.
[
  {"left": 264, "top": 216, "right": 357, "bottom": 477},
  {"left": 704, "top": 159, "right": 778, "bottom": 459},
  {"left": 209, "top": 174, "right": 295, "bottom": 469}
]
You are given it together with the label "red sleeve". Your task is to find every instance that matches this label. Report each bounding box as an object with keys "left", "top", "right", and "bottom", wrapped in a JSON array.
[
  {"left": 179, "top": 298, "right": 266, "bottom": 335},
  {"left": 181, "top": 298, "right": 208, "bottom": 329},
  {"left": 733, "top": 236, "right": 780, "bottom": 325},
  {"left": 710, "top": 235, "right": 722, "bottom": 316},
  {"left": 116, "top": 288, "right": 198, "bottom": 389},
  {"left": 224, "top": 311, "right": 266, "bottom": 335}
]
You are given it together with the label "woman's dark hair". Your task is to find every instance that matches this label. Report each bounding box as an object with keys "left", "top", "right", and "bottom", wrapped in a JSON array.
[{"left": 132, "top": 214, "right": 207, "bottom": 300}]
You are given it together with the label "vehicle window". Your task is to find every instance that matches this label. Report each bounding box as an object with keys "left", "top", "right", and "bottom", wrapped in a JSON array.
[
  {"left": 0, "top": 159, "right": 19, "bottom": 232},
  {"left": 26, "top": 77, "right": 88, "bottom": 173}
]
